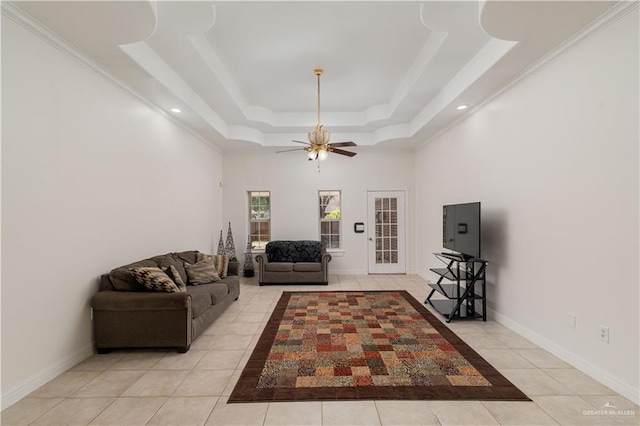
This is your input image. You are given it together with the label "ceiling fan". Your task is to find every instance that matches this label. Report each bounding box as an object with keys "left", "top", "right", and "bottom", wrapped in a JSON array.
[{"left": 277, "top": 68, "right": 357, "bottom": 163}]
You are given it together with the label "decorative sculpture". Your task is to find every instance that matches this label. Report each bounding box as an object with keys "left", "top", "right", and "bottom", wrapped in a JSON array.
[
  {"left": 243, "top": 236, "right": 255, "bottom": 277},
  {"left": 217, "top": 230, "right": 225, "bottom": 255},
  {"left": 225, "top": 222, "right": 238, "bottom": 262}
]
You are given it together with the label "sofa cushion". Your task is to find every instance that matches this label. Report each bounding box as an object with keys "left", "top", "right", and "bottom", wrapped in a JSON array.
[
  {"left": 129, "top": 267, "right": 180, "bottom": 293},
  {"left": 110, "top": 259, "right": 158, "bottom": 291},
  {"left": 265, "top": 262, "right": 294, "bottom": 272},
  {"left": 293, "top": 262, "right": 322, "bottom": 272},
  {"left": 189, "top": 291, "right": 212, "bottom": 318},
  {"left": 188, "top": 282, "right": 229, "bottom": 305},
  {"left": 222, "top": 275, "right": 240, "bottom": 296},
  {"left": 213, "top": 255, "right": 230, "bottom": 278},
  {"left": 185, "top": 259, "right": 220, "bottom": 285},
  {"left": 196, "top": 252, "right": 230, "bottom": 279},
  {"left": 208, "top": 282, "right": 230, "bottom": 304},
  {"left": 163, "top": 265, "right": 187, "bottom": 292},
  {"left": 174, "top": 250, "right": 199, "bottom": 266},
  {"left": 153, "top": 253, "right": 189, "bottom": 285},
  {"left": 266, "top": 240, "right": 323, "bottom": 263},
  {"left": 196, "top": 252, "right": 213, "bottom": 262}
]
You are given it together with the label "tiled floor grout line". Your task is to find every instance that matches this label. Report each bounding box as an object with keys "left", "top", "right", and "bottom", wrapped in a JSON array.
[{"left": 3, "top": 276, "right": 639, "bottom": 425}]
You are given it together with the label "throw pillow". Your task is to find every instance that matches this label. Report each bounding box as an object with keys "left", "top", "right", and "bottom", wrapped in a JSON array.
[
  {"left": 163, "top": 265, "right": 187, "bottom": 292},
  {"left": 129, "top": 267, "right": 180, "bottom": 293},
  {"left": 196, "top": 252, "right": 213, "bottom": 262},
  {"left": 184, "top": 259, "right": 220, "bottom": 285},
  {"left": 213, "top": 254, "right": 229, "bottom": 279}
]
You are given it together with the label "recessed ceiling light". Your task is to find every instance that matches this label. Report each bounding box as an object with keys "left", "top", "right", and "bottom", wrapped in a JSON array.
[
  {"left": 170, "top": 108, "right": 182, "bottom": 113},
  {"left": 456, "top": 105, "right": 468, "bottom": 110}
]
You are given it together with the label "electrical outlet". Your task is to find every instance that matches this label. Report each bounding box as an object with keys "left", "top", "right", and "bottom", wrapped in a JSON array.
[
  {"left": 566, "top": 312, "right": 576, "bottom": 329},
  {"left": 599, "top": 325, "right": 609, "bottom": 343}
]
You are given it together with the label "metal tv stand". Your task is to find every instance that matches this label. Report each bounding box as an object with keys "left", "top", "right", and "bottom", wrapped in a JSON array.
[{"left": 425, "top": 252, "right": 488, "bottom": 323}]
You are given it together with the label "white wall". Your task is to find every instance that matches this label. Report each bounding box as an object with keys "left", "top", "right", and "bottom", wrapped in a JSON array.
[
  {"left": 222, "top": 148, "right": 415, "bottom": 274},
  {"left": 415, "top": 11, "right": 639, "bottom": 402},
  {"left": 1, "top": 16, "right": 223, "bottom": 407}
]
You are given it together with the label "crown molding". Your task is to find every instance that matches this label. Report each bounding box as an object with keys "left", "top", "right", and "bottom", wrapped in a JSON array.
[
  {"left": 514, "top": 0, "right": 638, "bottom": 86},
  {"left": 419, "top": 0, "right": 639, "bottom": 148},
  {"left": 1, "top": 1, "right": 220, "bottom": 152}
]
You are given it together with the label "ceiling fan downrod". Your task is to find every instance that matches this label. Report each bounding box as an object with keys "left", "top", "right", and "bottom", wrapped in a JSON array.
[{"left": 309, "top": 68, "right": 330, "bottom": 145}]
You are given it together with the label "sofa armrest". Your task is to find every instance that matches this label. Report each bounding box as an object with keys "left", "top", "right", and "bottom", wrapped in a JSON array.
[
  {"left": 321, "top": 253, "right": 332, "bottom": 283},
  {"left": 256, "top": 254, "right": 267, "bottom": 284},
  {"left": 91, "top": 291, "right": 190, "bottom": 311},
  {"left": 227, "top": 261, "right": 240, "bottom": 276},
  {"left": 91, "top": 291, "right": 193, "bottom": 352}
]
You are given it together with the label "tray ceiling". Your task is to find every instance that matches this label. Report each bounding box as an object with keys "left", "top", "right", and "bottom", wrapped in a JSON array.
[{"left": 9, "top": 1, "right": 619, "bottom": 150}]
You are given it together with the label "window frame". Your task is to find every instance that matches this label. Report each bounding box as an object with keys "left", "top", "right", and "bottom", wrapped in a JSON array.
[
  {"left": 318, "top": 190, "right": 341, "bottom": 250},
  {"left": 248, "top": 191, "right": 271, "bottom": 250}
]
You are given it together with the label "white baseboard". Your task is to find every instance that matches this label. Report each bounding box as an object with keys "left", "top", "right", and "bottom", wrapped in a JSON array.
[
  {"left": 1, "top": 343, "right": 95, "bottom": 410},
  {"left": 8, "top": 303, "right": 635, "bottom": 412},
  {"left": 330, "top": 269, "right": 369, "bottom": 276},
  {"left": 416, "top": 270, "right": 430, "bottom": 282},
  {"left": 331, "top": 268, "right": 420, "bottom": 276},
  {"left": 489, "top": 308, "right": 639, "bottom": 405}
]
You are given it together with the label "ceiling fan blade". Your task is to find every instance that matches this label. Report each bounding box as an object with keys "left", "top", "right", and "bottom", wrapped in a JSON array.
[
  {"left": 276, "top": 148, "right": 306, "bottom": 153},
  {"left": 331, "top": 148, "right": 357, "bottom": 157},
  {"left": 292, "top": 140, "right": 311, "bottom": 145},
  {"left": 329, "top": 141, "right": 356, "bottom": 148}
]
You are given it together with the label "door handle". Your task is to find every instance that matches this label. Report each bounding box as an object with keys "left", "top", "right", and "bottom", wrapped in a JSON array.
[{"left": 369, "top": 237, "right": 373, "bottom": 241}]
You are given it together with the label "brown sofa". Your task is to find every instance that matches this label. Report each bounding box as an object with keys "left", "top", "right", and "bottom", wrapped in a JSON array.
[
  {"left": 256, "top": 240, "right": 331, "bottom": 285},
  {"left": 91, "top": 250, "right": 240, "bottom": 353}
]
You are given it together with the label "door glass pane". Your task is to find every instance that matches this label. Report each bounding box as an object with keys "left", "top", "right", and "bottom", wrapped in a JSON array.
[{"left": 374, "top": 197, "right": 400, "bottom": 265}]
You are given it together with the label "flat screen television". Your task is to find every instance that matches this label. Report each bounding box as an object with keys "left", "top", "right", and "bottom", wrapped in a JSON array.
[{"left": 443, "top": 202, "right": 481, "bottom": 259}]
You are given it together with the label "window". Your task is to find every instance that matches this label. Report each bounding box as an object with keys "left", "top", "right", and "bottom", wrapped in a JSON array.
[
  {"left": 319, "top": 190, "right": 341, "bottom": 249},
  {"left": 249, "top": 191, "right": 270, "bottom": 250}
]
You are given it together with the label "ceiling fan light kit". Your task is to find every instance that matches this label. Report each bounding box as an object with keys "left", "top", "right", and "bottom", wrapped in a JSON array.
[
  {"left": 317, "top": 149, "right": 329, "bottom": 161},
  {"left": 277, "top": 68, "right": 357, "bottom": 168}
]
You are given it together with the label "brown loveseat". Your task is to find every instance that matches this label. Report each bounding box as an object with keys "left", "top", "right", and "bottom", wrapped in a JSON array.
[
  {"left": 91, "top": 250, "right": 239, "bottom": 353},
  {"left": 256, "top": 240, "right": 331, "bottom": 285}
]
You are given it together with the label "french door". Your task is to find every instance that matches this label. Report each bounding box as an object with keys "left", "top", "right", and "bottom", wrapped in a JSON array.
[{"left": 367, "top": 191, "right": 406, "bottom": 274}]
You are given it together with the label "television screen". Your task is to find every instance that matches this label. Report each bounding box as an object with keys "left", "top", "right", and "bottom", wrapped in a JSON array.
[{"left": 443, "top": 202, "right": 481, "bottom": 259}]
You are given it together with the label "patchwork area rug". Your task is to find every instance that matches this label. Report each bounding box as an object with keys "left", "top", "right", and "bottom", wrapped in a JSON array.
[{"left": 229, "top": 291, "right": 529, "bottom": 402}]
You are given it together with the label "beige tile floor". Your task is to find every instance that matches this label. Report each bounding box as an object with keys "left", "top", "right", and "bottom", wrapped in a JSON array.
[{"left": 2, "top": 275, "right": 639, "bottom": 425}]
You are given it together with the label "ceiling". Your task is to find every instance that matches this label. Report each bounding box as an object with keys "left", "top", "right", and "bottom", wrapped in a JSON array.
[{"left": 10, "top": 1, "right": 619, "bottom": 151}]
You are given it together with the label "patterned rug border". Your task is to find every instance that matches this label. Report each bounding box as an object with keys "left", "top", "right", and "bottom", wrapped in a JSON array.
[{"left": 228, "top": 290, "right": 529, "bottom": 403}]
